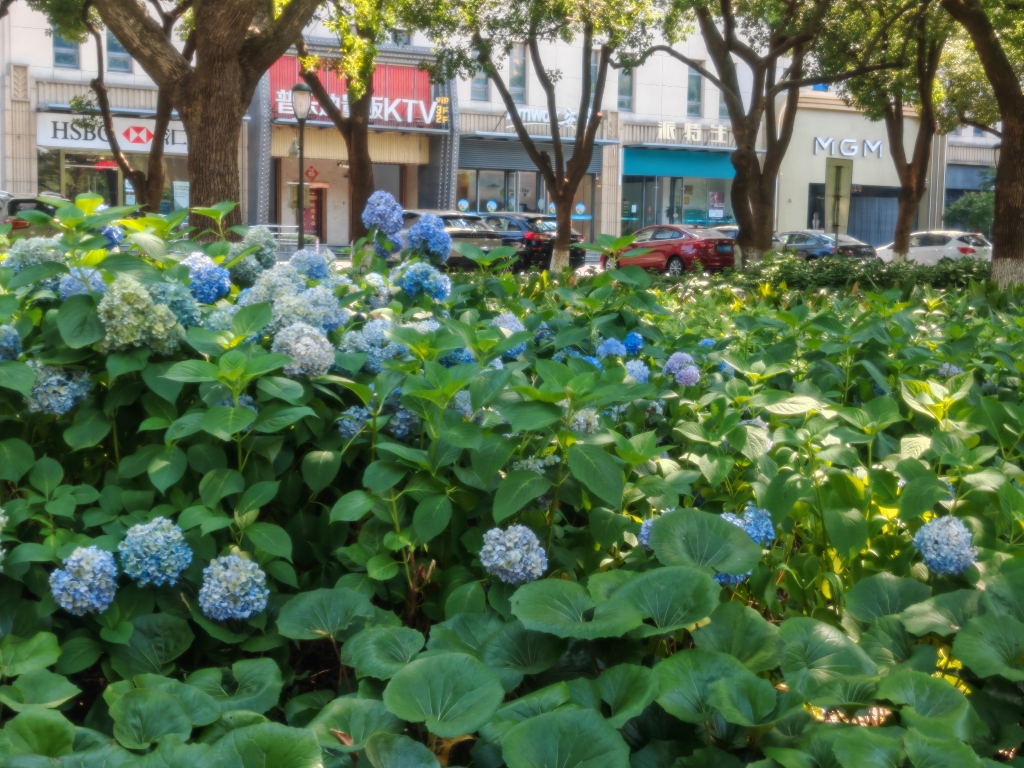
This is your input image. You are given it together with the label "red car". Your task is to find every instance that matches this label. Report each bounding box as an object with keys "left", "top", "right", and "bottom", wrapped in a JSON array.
[{"left": 600, "top": 225, "right": 737, "bottom": 275}]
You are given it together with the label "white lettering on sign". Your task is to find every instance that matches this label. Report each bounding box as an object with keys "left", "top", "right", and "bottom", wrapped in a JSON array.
[
  {"left": 814, "top": 136, "right": 885, "bottom": 158},
  {"left": 275, "top": 88, "right": 442, "bottom": 126},
  {"left": 276, "top": 89, "right": 347, "bottom": 118},
  {"left": 505, "top": 105, "right": 581, "bottom": 127},
  {"left": 37, "top": 113, "right": 188, "bottom": 154}
]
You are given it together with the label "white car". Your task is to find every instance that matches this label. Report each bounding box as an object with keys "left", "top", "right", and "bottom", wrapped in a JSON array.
[{"left": 876, "top": 231, "right": 992, "bottom": 264}]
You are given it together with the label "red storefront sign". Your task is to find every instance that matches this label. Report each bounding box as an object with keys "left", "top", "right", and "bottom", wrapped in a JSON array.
[{"left": 269, "top": 56, "right": 449, "bottom": 129}]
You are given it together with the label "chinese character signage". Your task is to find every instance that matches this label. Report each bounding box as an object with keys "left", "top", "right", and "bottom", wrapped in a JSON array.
[{"left": 269, "top": 57, "right": 447, "bottom": 128}]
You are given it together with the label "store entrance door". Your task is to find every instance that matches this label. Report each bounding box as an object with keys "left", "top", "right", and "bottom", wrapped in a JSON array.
[{"left": 304, "top": 187, "right": 325, "bottom": 244}]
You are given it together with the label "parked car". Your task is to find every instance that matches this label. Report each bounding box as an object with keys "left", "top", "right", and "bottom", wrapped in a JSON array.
[
  {"left": 482, "top": 213, "right": 586, "bottom": 270},
  {"left": 713, "top": 225, "right": 785, "bottom": 252},
  {"left": 778, "top": 230, "right": 876, "bottom": 260},
  {"left": 399, "top": 210, "right": 517, "bottom": 270},
  {"left": 600, "top": 224, "right": 736, "bottom": 275},
  {"left": 3, "top": 195, "right": 59, "bottom": 240},
  {"left": 875, "top": 231, "right": 992, "bottom": 264}
]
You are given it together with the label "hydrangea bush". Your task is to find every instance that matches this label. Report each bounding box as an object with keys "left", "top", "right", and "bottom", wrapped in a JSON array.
[{"left": 0, "top": 192, "right": 1019, "bottom": 766}]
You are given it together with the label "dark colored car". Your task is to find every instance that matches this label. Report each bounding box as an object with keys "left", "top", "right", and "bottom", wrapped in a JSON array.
[
  {"left": 600, "top": 224, "right": 736, "bottom": 275},
  {"left": 399, "top": 210, "right": 518, "bottom": 270},
  {"left": 713, "top": 225, "right": 785, "bottom": 252},
  {"left": 482, "top": 213, "right": 586, "bottom": 270},
  {"left": 4, "top": 197, "right": 59, "bottom": 239},
  {"left": 779, "top": 230, "right": 876, "bottom": 260}
]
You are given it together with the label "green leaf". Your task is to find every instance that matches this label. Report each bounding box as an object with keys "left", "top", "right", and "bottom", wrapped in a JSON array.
[
  {"left": 186, "top": 658, "right": 282, "bottom": 714},
  {"left": 502, "top": 708, "right": 630, "bottom": 768},
  {"left": 499, "top": 401, "right": 564, "bottom": 432},
  {"left": 413, "top": 495, "right": 452, "bottom": 542},
  {"left": 707, "top": 673, "right": 781, "bottom": 726},
  {"left": 133, "top": 673, "right": 221, "bottom": 727},
  {"left": 63, "top": 408, "right": 112, "bottom": 449},
  {"left": 609, "top": 566, "right": 719, "bottom": 637},
  {"left": 649, "top": 509, "right": 763, "bottom": 575},
  {"left": 0, "top": 438, "right": 34, "bottom": 481},
  {"left": 109, "top": 615, "right": 194, "bottom": 679},
  {"left": 445, "top": 581, "right": 486, "bottom": 619},
  {"left": 307, "top": 697, "right": 404, "bottom": 752},
  {"left": 252, "top": 405, "right": 315, "bottom": 432},
  {"left": 823, "top": 507, "right": 869, "bottom": 559},
  {"left": 331, "top": 490, "right": 376, "bottom": 523},
  {"left": 162, "top": 360, "right": 220, "bottom": 383},
  {"left": 832, "top": 728, "right": 905, "bottom": 768},
  {"left": 199, "top": 468, "right": 245, "bottom": 508},
  {"left": 878, "top": 669, "right": 983, "bottom": 741},
  {"left": 0, "top": 632, "right": 61, "bottom": 677},
  {"left": 213, "top": 722, "right": 323, "bottom": 768},
  {"left": 0, "top": 669, "right": 80, "bottom": 711},
  {"left": 595, "top": 664, "right": 659, "bottom": 728},
  {"left": 952, "top": 613, "right": 1024, "bottom": 682},
  {"left": 900, "top": 590, "right": 982, "bottom": 637},
  {"left": 340, "top": 627, "right": 425, "bottom": 680},
  {"left": 899, "top": 477, "right": 953, "bottom": 520},
  {"left": 275, "top": 588, "right": 374, "bottom": 641},
  {"left": 471, "top": 436, "right": 517, "bottom": 479},
  {"left": 110, "top": 688, "right": 192, "bottom": 750},
  {"left": 654, "top": 648, "right": 753, "bottom": 723},
  {"left": 0, "top": 361, "right": 34, "bottom": 397},
  {"left": 846, "top": 573, "right": 931, "bottom": 623},
  {"left": 30, "top": 456, "right": 64, "bottom": 496},
  {"left": 257, "top": 376, "right": 306, "bottom": 405},
  {"left": 494, "top": 471, "right": 552, "bottom": 523},
  {"left": 479, "top": 619, "right": 566, "bottom": 680},
  {"left": 231, "top": 302, "right": 272, "bottom": 338},
  {"left": 479, "top": 683, "right": 571, "bottom": 744},
  {"left": 692, "top": 601, "right": 786, "bottom": 673},
  {"left": 367, "top": 554, "right": 401, "bottom": 581},
  {"left": 779, "top": 617, "right": 876, "bottom": 698},
  {"left": 364, "top": 461, "right": 407, "bottom": 494},
  {"left": 510, "top": 579, "right": 644, "bottom": 639},
  {"left": 55, "top": 636, "right": 102, "bottom": 675},
  {"left": 568, "top": 444, "right": 624, "bottom": 508},
  {"left": 245, "top": 522, "right": 292, "bottom": 561},
  {"left": 903, "top": 729, "right": 982, "bottom": 768},
  {"left": 236, "top": 481, "right": 280, "bottom": 516},
  {"left": 382, "top": 652, "right": 505, "bottom": 738},
  {"left": 201, "top": 406, "right": 256, "bottom": 440},
  {"left": 58, "top": 294, "right": 106, "bottom": 348},
  {"left": 364, "top": 733, "right": 441, "bottom": 768},
  {"left": 147, "top": 446, "right": 187, "bottom": 494},
  {"left": 4, "top": 708, "right": 76, "bottom": 758}
]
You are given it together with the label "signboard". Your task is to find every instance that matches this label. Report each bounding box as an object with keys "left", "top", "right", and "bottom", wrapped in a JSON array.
[
  {"left": 37, "top": 113, "right": 188, "bottom": 154},
  {"left": 814, "top": 136, "right": 884, "bottom": 158},
  {"left": 269, "top": 56, "right": 448, "bottom": 129}
]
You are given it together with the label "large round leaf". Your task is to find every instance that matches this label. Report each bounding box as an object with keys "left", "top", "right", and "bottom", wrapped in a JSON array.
[
  {"left": 692, "top": 601, "right": 785, "bottom": 673},
  {"left": 902, "top": 729, "right": 982, "bottom": 768},
  {"left": 595, "top": 664, "right": 659, "bottom": 728},
  {"left": 382, "top": 652, "right": 504, "bottom": 737},
  {"left": 185, "top": 659, "right": 283, "bottom": 714},
  {"left": 276, "top": 588, "right": 374, "bottom": 641},
  {"left": 134, "top": 673, "right": 221, "bottom": 727},
  {"left": 706, "top": 674, "right": 782, "bottom": 727},
  {"left": 845, "top": 573, "right": 930, "bottom": 623},
  {"left": 779, "top": 617, "right": 876, "bottom": 698},
  {"left": 648, "top": 509, "right": 762, "bottom": 575},
  {"left": 213, "top": 722, "right": 322, "bottom": 768},
  {"left": 109, "top": 688, "right": 192, "bottom": 750},
  {"left": 876, "top": 668, "right": 983, "bottom": 742},
  {"left": 480, "top": 620, "right": 567, "bottom": 676},
  {"left": 0, "top": 669, "right": 80, "bottom": 711},
  {"left": 306, "top": 697, "right": 404, "bottom": 751},
  {"left": 364, "top": 733, "right": 441, "bottom": 768},
  {"left": 900, "top": 590, "right": 982, "bottom": 637},
  {"left": 4, "top": 708, "right": 76, "bottom": 758},
  {"left": 341, "top": 627, "right": 425, "bottom": 680},
  {"left": 859, "top": 616, "right": 936, "bottom": 674},
  {"left": 109, "top": 614, "right": 194, "bottom": 679},
  {"left": 510, "top": 580, "right": 643, "bottom": 639},
  {"left": 654, "top": 648, "right": 756, "bottom": 724},
  {"left": 479, "top": 682, "right": 572, "bottom": 744},
  {"left": 501, "top": 709, "right": 630, "bottom": 768},
  {"left": 952, "top": 613, "right": 1024, "bottom": 682},
  {"left": 832, "top": 728, "right": 905, "bottom": 768},
  {"left": 611, "top": 566, "right": 718, "bottom": 637}
]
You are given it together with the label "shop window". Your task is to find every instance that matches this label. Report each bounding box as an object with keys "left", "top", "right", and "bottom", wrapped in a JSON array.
[
  {"left": 719, "top": 91, "right": 729, "bottom": 119},
  {"left": 478, "top": 170, "right": 507, "bottom": 212},
  {"left": 618, "top": 68, "right": 633, "bottom": 111},
  {"left": 590, "top": 50, "right": 599, "bottom": 97},
  {"left": 687, "top": 67, "right": 702, "bottom": 117},
  {"left": 107, "top": 31, "right": 132, "bottom": 72},
  {"left": 471, "top": 66, "right": 489, "bottom": 101},
  {"left": 64, "top": 153, "right": 119, "bottom": 206},
  {"left": 509, "top": 43, "right": 526, "bottom": 104},
  {"left": 456, "top": 169, "right": 478, "bottom": 212},
  {"left": 53, "top": 32, "right": 79, "bottom": 69}
]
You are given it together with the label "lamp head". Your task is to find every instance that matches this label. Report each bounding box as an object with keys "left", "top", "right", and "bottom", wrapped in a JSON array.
[{"left": 291, "top": 82, "right": 313, "bottom": 121}]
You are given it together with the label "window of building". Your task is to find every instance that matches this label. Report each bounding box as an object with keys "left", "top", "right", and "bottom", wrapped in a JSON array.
[
  {"left": 973, "top": 126, "right": 985, "bottom": 137},
  {"left": 107, "top": 31, "right": 132, "bottom": 72},
  {"left": 53, "top": 32, "right": 79, "bottom": 69},
  {"left": 718, "top": 91, "right": 729, "bottom": 119},
  {"left": 471, "top": 66, "right": 489, "bottom": 101},
  {"left": 618, "top": 68, "right": 633, "bottom": 111},
  {"left": 687, "top": 67, "right": 702, "bottom": 117},
  {"left": 590, "top": 49, "right": 599, "bottom": 96},
  {"left": 509, "top": 43, "right": 526, "bottom": 103},
  {"left": 812, "top": 83, "right": 830, "bottom": 92},
  {"left": 390, "top": 30, "right": 411, "bottom": 46}
]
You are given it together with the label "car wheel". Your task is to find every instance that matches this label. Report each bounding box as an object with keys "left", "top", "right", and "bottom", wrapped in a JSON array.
[{"left": 666, "top": 256, "right": 684, "bottom": 276}]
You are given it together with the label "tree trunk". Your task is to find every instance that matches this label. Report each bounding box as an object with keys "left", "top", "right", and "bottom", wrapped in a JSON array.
[
  {"left": 347, "top": 91, "right": 374, "bottom": 243},
  {"left": 728, "top": 140, "right": 767, "bottom": 264},
  {"left": 891, "top": 189, "right": 921, "bottom": 262},
  {"left": 550, "top": 196, "right": 574, "bottom": 271}
]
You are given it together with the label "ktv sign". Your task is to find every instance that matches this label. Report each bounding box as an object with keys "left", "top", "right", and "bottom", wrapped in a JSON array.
[{"left": 38, "top": 113, "right": 188, "bottom": 154}]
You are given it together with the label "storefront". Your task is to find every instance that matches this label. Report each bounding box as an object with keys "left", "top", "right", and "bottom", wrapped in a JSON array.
[
  {"left": 255, "top": 54, "right": 458, "bottom": 247},
  {"left": 36, "top": 112, "right": 190, "bottom": 211},
  {"left": 620, "top": 147, "right": 736, "bottom": 233}
]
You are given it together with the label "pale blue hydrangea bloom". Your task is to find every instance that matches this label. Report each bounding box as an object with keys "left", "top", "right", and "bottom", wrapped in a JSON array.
[
  {"left": 149, "top": 281, "right": 202, "bottom": 328},
  {"left": 203, "top": 303, "right": 239, "bottom": 332},
  {"left": 699, "top": 338, "right": 715, "bottom": 348},
  {"left": 2, "top": 236, "right": 64, "bottom": 274},
  {"left": 570, "top": 408, "right": 600, "bottom": 434},
  {"left": 489, "top": 358, "right": 504, "bottom": 370},
  {"left": 26, "top": 361, "right": 92, "bottom": 415},
  {"left": 272, "top": 322, "right": 335, "bottom": 378},
  {"left": 493, "top": 312, "right": 526, "bottom": 359},
  {"left": 362, "top": 191, "right": 404, "bottom": 237},
  {"left": 50, "top": 546, "right": 118, "bottom": 616},
  {"left": 450, "top": 390, "right": 474, "bottom": 420},
  {"left": 386, "top": 407, "right": 419, "bottom": 439},
  {"left": 241, "top": 225, "right": 279, "bottom": 269},
  {"left": 407, "top": 214, "right": 452, "bottom": 264},
  {"left": 396, "top": 262, "right": 451, "bottom": 301},
  {"left": 624, "top": 332, "right": 644, "bottom": 355},
  {"left": 913, "top": 516, "right": 977, "bottom": 575},
  {"left": 229, "top": 255, "right": 263, "bottom": 287},
  {"left": 119, "top": 517, "right": 193, "bottom": 587},
  {"left": 597, "top": 338, "right": 628, "bottom": 358},
  {"left": 512, "top": 455, "right": 561, "bottom": 473},
  {"left": 198, "top": 554, "right": 269, "bottom": 621},
  {"left": 182, "top": 253, "right": 231, "bottom": 303},
  {"left": 555, "top": 348, "right": 603, "bottom": 370},
  {"left": 338, "top": 406, "right": 372, "bottom": 439},
  {"left": 664, "top": 352, "right": 695, "bottom": 379},
  {"left": 322, "top": 273, "right": 355, "bottom": 293},
  {"left": 0, "top": 325, "right": 21, "bottom": 361},
  {"left": 938, "top": 362, "right": 964, "bottom": 378},
  {"left": 714, "top": 505, "right": 774, "bottom": 585},
  {"left": 289, "top": 249, "right": 330, "bottom": 280},
  {"left": 625, "top": 359, "right": 650, "bottom": 384},
  {"left": 338, "top": 318, "right": 407, "bottom": 374},
  {"left": 363, "top": 272, "right": 393, "bottom": 309},
  {"left": 480, "top": 525, "right": 547, "bottom": 584},
  {"left": 97, "top": 275, "right": 181, "bottom": 353},
  {"left": 639, "top": 518, "right": 654, "bottom": 549},
  {"left": 272, "top": 287, "right": 350, "bottom": 333},
  {"left": 238, "top": 264, "right": 306, "bottom": 306},
  {"left": 676, "top": 365, "right": 701, "bottom": 386},
  {"left": 59, "top": 269, "right": 106, "bottom": 300}
]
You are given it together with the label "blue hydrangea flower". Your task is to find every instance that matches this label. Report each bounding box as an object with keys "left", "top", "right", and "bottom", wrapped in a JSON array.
[
  {"left": 676, "top": 365, "right": 701, "bottom": 387},
  {"left": 597, "top": 338, "right": 628, "bottom": 358},
  {"left": 98, "top": 225, "right": 124, "bottom": 250},
  {"left": 338, "top": 406, "right": 372, "bottom": 439},
  {"left": 938, "top": 362, "right": 964, "bottom": 378},
  {"left": 242, "top": 225, "right": 280, "bottom": 269},
  {"left": 198, "top": 554, "right": 269, "bottom": 621},
  {"left": 3, "top": 237, "right": 64, "bottom": 276},
  {"left": 699, "top": 338, "right": 715, "bottom": 348},
  {"left": 148, "top": 281, "right": 202, "bottom": 328},
  {"left": 238, "top": 264, "right": 306, "bottom": 307},
  {"left": 624, "top": 332, "right": 644, "bottom": 355},
  {"left": 480, "top": 525, "right": 547, "bottom": 584},
  {"left": 203, "top": 304, "right": 239, "bottom": 332},
  {"left": 0, "top": 325, "right": 21, "bottom": 362},
  {"left": 626, "top": 359, "right": 650, "bottom": 384},
  {"left": 557, "top": 348, "right": 603, "bottom": 370},
  {"left": 396, "top": 262, "right": 452, "bottom": 301},
  {"left": 913, "top": 516, "right": 977, "bottom": 575},
  {"left": 718, "top": 361, "right": 735, "bottom": 379},
  {"left": 182, "top": 253, "right": 231, "bottom": 303},
  {"left": 493, "top": 312, "right": 526, "bottom": 359},
  {"left": 50, "top": 546, "right": 118, "bottom": 616},
  {"left": 535, "top": 323, "right": 555, "bottom": 343},
  {"left": 570, "top": 408, "right": 599, "bottom": 435},
  {"left": 441, "top": 348, "right": 475, "bottom": 367},
  {"left": 714, "top": 506, "right": 774, "bottom": 585},
  {"left": 386, "top": 407, "right": 419, "bottom": 439},
  {"left": 407, "top": 214, "right": 453, "bottom": 264},
  {"left": 59, "top": 269, "right": 106, "bottom": 300},
  {"left": 289, "top": 249, "right": 330, "bottom": 280},
  {"left": 450, "top": 390, "right": 474, "bottom": 420},
  {"left": 714, "top": 572, "right": 749, "bottom": 586},
  {"left": 118, "top": 517, "right": 193, "bottom": 587},
  {"left": 639, "top": 519, "right": 654, "bottom": 549},
  {"left": 272, "top": 322, "right": 335, "bottom": 378},
  {"left": 338, "top": 318, "right": 408, "bottom": 374},
  {"left": 363, "top": 272, "right": 393, "bottom": 309},
  {"left": 272, "top": 286, "right": 350, "bottom": 333},
  {"left": 362, "top": 191, "right": 404, "bottom": 237},
  {"left": 664, "top": 352, "right": 695, "bottom": 379},
  {"left": 26, "top": 361, "right": 92, "bottom": 415}
]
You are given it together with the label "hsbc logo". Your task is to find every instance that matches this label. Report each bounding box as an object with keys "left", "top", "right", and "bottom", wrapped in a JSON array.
[{"left": 122, "top": 126, "right": 154, "bottom": 144}]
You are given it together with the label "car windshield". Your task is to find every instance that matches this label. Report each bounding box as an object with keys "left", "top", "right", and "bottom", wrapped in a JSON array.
[
  {"left": 525, "top": 218, "right": 559, "bottom": 233},
  {"left": 441, "top": 216, "right": 491, "bottom": 231}
]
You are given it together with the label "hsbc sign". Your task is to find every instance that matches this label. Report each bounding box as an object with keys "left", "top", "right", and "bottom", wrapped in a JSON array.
[{"left": 37, "top": 113, "right": 188, "bottom": 155}]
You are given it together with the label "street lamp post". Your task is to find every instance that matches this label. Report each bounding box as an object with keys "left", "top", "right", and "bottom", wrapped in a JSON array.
[{"left": 291, "top": 82, "right": 313, "bottom": 250}]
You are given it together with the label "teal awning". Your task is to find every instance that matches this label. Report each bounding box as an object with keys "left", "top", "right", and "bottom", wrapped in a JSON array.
[{"left": 624, "top": 147, "right": 736, "bottom": 179}]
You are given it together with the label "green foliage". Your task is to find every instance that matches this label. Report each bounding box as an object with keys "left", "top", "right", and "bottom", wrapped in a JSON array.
[{"left": 944, "top": 191, "right": 995, "bottom": 237}]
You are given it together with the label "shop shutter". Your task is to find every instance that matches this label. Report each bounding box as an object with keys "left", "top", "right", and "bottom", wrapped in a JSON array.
[
  {"left": 458, "top": 138, "right": 603, "bottom": 174},
  {"left": 848, "top": 196, "right": 900, "bottom": 246}
]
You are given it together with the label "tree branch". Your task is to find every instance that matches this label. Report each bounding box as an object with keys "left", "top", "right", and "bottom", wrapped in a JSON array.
[
  {"left": 240, "top": 0, "right": 322, "bottom": 78},
  {"left": 962, "top": 119, "right": 1001, "bottom": 138},
  {"left": 645, "top": 45, "right": 725, "bottom": 91},
  {"left": 0, "top": 0, "right": 16, "bottom": 21},
  {"left": 528, "top": 35, "right": 564, "bottom": 177},
  {"left": 297, "top": 38, "right": 351, "bottom": 136},
  {"left": 93, "top": 0, "right": 193, "bottom": 92}
]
